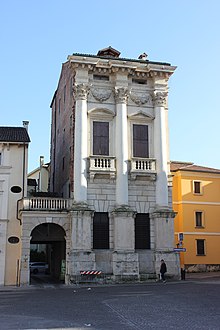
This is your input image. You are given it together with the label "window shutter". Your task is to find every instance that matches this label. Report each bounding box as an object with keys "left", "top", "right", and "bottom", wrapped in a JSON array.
[
  {"left": 133, "top": 125, "right": 149, "bottom": 157},
  {"left": 93, "top": 212, "right": 109, "bottom": 249},
  {"left": 93, "top": 122, "right": 109, "bottom": 155},
  {"left": 135, "top": 213, "right": 150, "bottom": 249}
]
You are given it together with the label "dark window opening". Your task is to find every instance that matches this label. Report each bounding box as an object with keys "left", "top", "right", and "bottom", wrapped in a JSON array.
[
  {"left": 197, "top": 239, "right": 205, "bottom": 255},
  {"left": 93, "top": 121, "right": 109, "bottom": 155},
  {"left": 195, "top": 211, "right": 203, "bottom": 227},
  {"left": 93, "top": 75, "right": 109, "bottom": 81},
  {"left": 133, "top": 124, "right": 149, "bottom": 158},
  {"left": 132, "top": 78, "right": 147, "bottom": 84},
  {"left": 135, "top": 213, "right": 150, "bottom": 249},
  {"left": 194, "top": 181, "right": 201, "bottom": 194},
  {"left": 93, "top": 212, "right": 109, "bottom": 249}
]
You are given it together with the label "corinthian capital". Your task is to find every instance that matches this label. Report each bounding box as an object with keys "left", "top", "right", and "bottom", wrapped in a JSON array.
[
  {"left": 73, "top": 83, "right": 90, "bottom": 100},
  {"left": 153, "top": 91, "right": 167, "bottom": 107},
  {"left": 114, "top": 87, "right": 129, "bottom": 104}
]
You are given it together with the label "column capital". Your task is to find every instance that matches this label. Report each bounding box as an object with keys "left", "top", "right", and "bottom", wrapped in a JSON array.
[
  {"left": 153, "top": 91, "right": 167, "bottom": 107},
  {"left": 114, "top": 87, "right": 129, "bottom": 104},
  {"left": 73, "top": 83, "right": 90, "bottom": 100}
]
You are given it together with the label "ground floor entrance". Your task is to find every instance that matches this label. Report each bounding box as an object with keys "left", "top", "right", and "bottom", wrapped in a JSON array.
[{"left": 30, "top": 223, "right": 66, "bottom": 284}]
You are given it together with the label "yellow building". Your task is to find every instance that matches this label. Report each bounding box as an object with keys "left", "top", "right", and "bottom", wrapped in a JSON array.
[{"left": 171, "top": 161, "right": 220, "bottom": 272}]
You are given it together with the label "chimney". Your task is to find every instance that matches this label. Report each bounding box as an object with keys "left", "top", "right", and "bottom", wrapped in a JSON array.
[
  {"left": 23, "top": 120, "right": 29, "bottom": 132},
  {"left": 40, "top": 156, "right": 44, "bottom": 167},
  {"left": 138, "top": 52, "right": 148, "bottom": 60}
]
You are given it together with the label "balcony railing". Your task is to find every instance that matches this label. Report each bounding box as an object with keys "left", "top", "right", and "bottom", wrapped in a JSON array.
[
  {"left": 89, "top": 156, "right": 116, "bottom": 180},
  {"left": 21, "top": 197, "right": 69, "bottom": 211},
  {"left": 131, "top": 158, "right": 156, "bottom": 179}
]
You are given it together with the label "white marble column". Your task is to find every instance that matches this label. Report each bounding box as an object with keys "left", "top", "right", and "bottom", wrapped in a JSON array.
[
  {"left": 153, "top": 91, "right": 168, "bottom": 209},
  {"left": 114, "top": 87, "right": 129, "bottom": 206},
  {"left": 73, "top": 83, "right": 89, "bottom": 204}
]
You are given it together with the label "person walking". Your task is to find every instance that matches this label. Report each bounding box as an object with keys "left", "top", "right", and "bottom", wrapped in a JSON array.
[{"left": 160, "top": 259, "right": 167, "bottom": 283}]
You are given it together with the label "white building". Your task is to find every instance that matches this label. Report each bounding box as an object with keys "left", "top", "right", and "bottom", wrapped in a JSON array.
[{"left": 18, "top": 47, "right": 180, "bottom": 285}]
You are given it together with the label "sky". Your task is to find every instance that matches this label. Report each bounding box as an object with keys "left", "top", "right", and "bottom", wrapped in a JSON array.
[{"left": 1, "top": 0, "right": 220, "bottom": 172}]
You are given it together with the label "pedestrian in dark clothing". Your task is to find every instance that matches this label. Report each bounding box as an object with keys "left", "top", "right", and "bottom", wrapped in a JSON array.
[{"left": 160, "top": 259, "right": 167, "bottom": 283}]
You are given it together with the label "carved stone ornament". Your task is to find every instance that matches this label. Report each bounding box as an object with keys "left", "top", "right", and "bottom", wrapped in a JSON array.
[
  {"left": 91, "top": 88, "right": 112, "bottom": 102},
  {"left": 153, "top": 91, "right": 167, "bottom": 107},
  {"left": 73, "top": 83, "right": 90, "bottom": 100},
  {"left": 114, "top": 87, "right": 129, "bottom": 104},
  {"left": 129, "top": 90, "right": 153, "bottom": 106}
]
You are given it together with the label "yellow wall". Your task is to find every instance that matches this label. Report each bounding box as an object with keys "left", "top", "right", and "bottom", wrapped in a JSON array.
[{"left": 172, "top": 169, "right": 220, "bottom": 269}]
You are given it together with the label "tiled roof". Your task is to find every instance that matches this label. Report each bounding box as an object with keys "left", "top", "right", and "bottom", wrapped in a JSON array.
[
  {"left": 0, "top": 127, "right": 30, "bottom": 143},
  {"left": 170, "top": 161, "right": 220, "bottom": 174}
]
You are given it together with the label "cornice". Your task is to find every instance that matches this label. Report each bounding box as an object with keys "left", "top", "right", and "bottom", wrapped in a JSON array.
[{"left": 68, "top": 56, "right": 176, "bottom": 79}]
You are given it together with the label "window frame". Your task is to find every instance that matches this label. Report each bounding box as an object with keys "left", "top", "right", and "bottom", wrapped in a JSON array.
[
  {"left": 89, "top": 110, "right": 114, "bottom": 157},
  {"left": 196, "top": 239, "right": 206, "bottom": 256},
  {"left": 195, "top": 210, "right": 204, "bottom": 228},
  {"left": 193, "top": 180, "right": 202, "bottom": 195},
  {"left": 129, "top": 119, "right": 153, "bottom": 160}
]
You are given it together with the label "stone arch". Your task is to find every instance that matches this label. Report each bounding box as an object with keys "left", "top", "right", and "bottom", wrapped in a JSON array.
[{"left": 20, "top": 213, "right": 71, "bottom": 285}]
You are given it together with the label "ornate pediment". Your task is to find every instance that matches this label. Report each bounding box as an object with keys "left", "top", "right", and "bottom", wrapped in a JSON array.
[{"left": 128, "top": 111, "right": 154, "bottom": 120}]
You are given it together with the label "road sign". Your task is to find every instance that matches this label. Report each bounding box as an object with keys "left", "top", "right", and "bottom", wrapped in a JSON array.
[
  {"left": 178, "top": 233, "right": 184, "bottom": 241},
  {"left": 173, "top": 248, "right": 186, "bottom": 252}
]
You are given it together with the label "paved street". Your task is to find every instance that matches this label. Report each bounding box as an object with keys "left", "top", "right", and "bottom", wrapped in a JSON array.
[{"left": 0, "top": 274, "right": 220, "bottom": 330}]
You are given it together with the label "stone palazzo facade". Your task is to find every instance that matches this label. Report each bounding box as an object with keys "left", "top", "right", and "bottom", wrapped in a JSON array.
[{"left": 19, "top": 47, "right": 180, "bottom": 284}]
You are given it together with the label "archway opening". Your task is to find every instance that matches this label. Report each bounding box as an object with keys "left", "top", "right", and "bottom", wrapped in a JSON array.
[{"left": 30, "top": 223, "right": 66, "bottom": 284}]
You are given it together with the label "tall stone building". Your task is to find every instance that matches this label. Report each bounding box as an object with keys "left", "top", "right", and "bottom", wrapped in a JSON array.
[{"left": 48, "top": 46, "right": 179, "bottom": 281}]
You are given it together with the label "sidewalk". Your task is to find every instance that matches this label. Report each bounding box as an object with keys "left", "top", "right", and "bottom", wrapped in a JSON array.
[{"left": 185, "top": 271, "right": 220, "bottom": 280}]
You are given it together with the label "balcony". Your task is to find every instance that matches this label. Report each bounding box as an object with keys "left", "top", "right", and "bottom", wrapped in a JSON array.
[
  {"left": 130, "top": 158, "right": 156, "bottom": 180},
  {"left": 21, "top": 197, "right": 70, "bottom": 211},
  {"left": 89, "top": 156, "right": 116, "bottom": 180}
]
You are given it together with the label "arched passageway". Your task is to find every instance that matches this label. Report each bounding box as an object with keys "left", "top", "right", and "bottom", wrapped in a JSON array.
[{"left": 30, "top": 223, "right": 66, "bottom": 284}]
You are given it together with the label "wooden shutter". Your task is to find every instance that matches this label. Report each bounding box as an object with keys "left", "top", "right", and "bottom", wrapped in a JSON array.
[
  {"left": 133, "top": 125, "right": 149, "bottom": 157},
  {"left": 93, "top": 122, "right": 109, "bottom": 155},
  {"left": 135, "top": 213, "right": 150, "bottom": 249}
]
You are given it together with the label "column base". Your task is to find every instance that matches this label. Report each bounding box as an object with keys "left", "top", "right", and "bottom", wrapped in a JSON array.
[
  {"left": 112, "top": 251, "right": 139, "bottom": 281},
  {"left": 68, "top": 251, "right": 96, "bottom": 276}
]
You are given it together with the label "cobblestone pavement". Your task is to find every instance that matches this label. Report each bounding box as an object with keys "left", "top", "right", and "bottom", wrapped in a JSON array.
[{"left": 0, "top": 273, "right": 219, "bottom": 329}]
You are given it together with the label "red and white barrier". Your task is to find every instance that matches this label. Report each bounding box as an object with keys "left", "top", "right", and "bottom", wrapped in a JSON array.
[{"left": 80, "top": 270, "right": 102, "bottom": 275}]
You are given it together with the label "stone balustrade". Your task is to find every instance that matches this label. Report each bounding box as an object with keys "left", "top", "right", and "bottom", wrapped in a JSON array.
[
  {"left": 89, "top": 156, "right": 116, "bottom": 180},
  {"left": 21, "top": 197, "right": 69, "bottom": 211}
]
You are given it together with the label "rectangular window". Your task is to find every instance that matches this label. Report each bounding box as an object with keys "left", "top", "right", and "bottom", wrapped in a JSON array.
[
  {"left": 133, "top": 124, "right": 149, "bottom": 158},
  {"left": 93, "top": 212, "right": 109, "bottom": 249},
  {"left": 132, "top": 78, "right": 147, "bottom": 84},
  {"left": 196, "top": 239, "right": 205, "bottom": 255},
  {"left": 135, "top": 213, "right": 150, "bottom": 249},
  {"left": 93, "top": 75, "right": 109, "bottom": 81},
  {"left": 93, "top": 121, "right": 109, "bottom": 155},
  {"left": 194, "top": 181, "right": 201, "bottom": 194},
  {"left": 195, "top": 211, "right": 203, "bottom": 227}
]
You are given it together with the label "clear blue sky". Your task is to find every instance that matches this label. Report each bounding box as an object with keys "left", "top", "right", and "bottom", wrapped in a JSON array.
[{"left": 1, "top": 0, "right": 219, "bottom": 171}]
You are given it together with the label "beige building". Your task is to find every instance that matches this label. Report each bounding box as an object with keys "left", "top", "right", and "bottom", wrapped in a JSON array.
[{"left": 0, "top": 122, "right": 30, "bottom": 285}]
